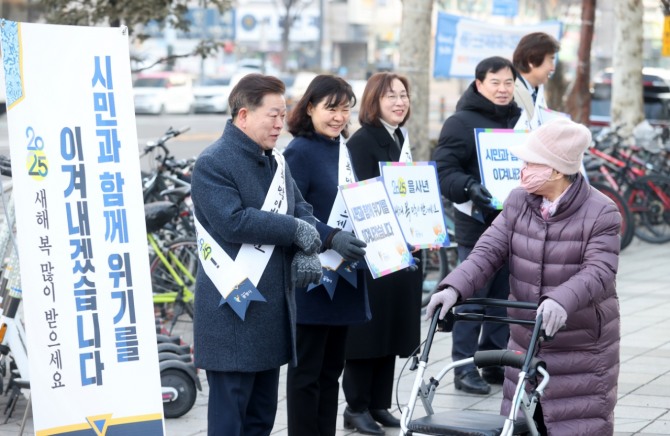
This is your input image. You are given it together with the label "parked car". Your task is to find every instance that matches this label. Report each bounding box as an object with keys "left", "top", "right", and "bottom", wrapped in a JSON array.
[
  {"left": 591, "top": 67, "right": 670, "bottom": 127},
  {"left": 285, "top": 71, "right": 318, "bottom": 109},
  {"left": 133, "top": 72, "right": 195, "bottom": 115},
  {"left": 193, "top": 77, "right": 231, "bottom": 114}
]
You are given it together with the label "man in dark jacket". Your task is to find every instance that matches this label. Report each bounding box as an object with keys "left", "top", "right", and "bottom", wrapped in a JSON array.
[
  {"left": 432, "top": 56, "right": 521, "bottom": 395},
  {"left": 191, "top": 74, "right": 323, "bottom": 435}
]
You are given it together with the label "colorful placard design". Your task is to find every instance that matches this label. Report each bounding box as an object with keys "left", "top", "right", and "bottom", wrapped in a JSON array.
[
  {"left": 339, "top": 178, "right": 414, "bottom": 279},
  {"left": 474, "top": 129, "right": 529, "bottom": 209},
  {"left": 379, "top": 162, "right": 450, "bottom": 249}
]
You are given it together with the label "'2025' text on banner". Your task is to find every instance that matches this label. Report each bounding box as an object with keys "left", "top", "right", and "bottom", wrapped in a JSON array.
[
  {"left": 0, "top": 22, "right": 165, "bottom": 435},
  {"left": 378, "top": 162, "right": 450, "bottom": 249},
  {"left": 339, "top": 178, "right": 414, "bottom": 279}
]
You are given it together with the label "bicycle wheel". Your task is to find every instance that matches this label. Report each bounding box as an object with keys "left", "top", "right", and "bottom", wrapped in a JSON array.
[
  {"left": 591, "top": 182, "right": 635, "bottom": 250},
  {"left": 420, "top": 245, "right": 458, "bottom": 307},
  {"left": 624, "top": 175, "right": 670, "bottom": 243},
  {"left": 150, "top": 237, "right": 198, "bottom": 322}
]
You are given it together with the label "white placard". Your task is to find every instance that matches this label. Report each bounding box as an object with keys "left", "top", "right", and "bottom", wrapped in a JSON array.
[
  {"left": 339, "top": 178, "right": 414, "bottom": 279},
  {"left": 474, "top": 129, "right": 529, "bottom": 209},
  {"left": 379, "top": 162, "right": 450, "bottom": 249},
  {"left": 1, "top": 22, "right": 165, "bottom": 434}
]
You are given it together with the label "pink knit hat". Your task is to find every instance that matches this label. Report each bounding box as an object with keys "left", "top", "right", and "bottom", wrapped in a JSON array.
[{"left": 509, "top": 118, "right": 591, "bottom": 175}]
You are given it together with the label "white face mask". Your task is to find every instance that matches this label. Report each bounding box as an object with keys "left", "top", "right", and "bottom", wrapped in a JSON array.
[{"left": 520, "top": 162, "right": 554, "bottom": 193}]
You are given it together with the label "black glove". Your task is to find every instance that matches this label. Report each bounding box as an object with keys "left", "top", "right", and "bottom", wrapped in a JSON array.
[
  {"left": 330, "top": 231, "right": 367, "bottom": 261},
  {"left": 405, "top": 243, "right": 420, "bottom": 272},
  {"left": 291, "top": 251, "right": 323, "bottom": 288},
  {"left": 293, "top": 219, "right": 321, "bottom": 255},
  {"left": 407, "top": 255, "right": 421, "bottom": 272},
  {"left": 466, "top": 181, "right": 493, "bottom": 208}
]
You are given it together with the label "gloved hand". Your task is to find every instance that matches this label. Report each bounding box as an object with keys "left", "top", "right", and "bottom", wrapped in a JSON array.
[
  {"left": 330, "top": 230, "right": 367, "bottom": 261},
  {"left": 425, "top": 286, "right": 459, "bottom": 320},
  {"left": 466, "top": 181, "right": 493, "bottom": 208},
  {"left": 537, "top": 298, "right": 567, "bottom": 337},
  {"left": 291, "top": 250, "right": 323, "bottom": 288},
  {"left": 406, "top": 243, "right": 420, "bottom": 272},
  {"left": 294, "top": 219, "right": 321, "bottom": 255}
]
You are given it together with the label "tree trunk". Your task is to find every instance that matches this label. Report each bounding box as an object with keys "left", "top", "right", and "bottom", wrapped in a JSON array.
[
  {"left": 565, "top": 0, "right": 596, "bottom": 125},
  {"left": 281, "top": 16, "right": 291, "bottom": 72},
  {"left": 611, "top": 0, "right": 644, "bottom": 136},
  {"left": 398, "top": 0, "right": 433, "bottom": 161}
]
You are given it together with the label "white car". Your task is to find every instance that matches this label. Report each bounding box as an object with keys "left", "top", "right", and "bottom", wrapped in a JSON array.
[
  {"left": 193, "top": 77, "right": 232, "bottom": 114},
  {"left": 285, "top": 71, "right": 318, "bottom": 109},
  {"left": 133, "top": 72, "right": 195, "bottom": 115}
]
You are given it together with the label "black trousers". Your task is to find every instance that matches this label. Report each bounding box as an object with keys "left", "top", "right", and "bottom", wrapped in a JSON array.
[
  {"left": 205, "top": 367, "right": 279, "bottom": 436},
  {"left": 451, "top": 245, "right": 510, "bottom": 375},
  {"left": 342, "top": 354, "right": 396, "bottom": 412},
  {"left": 287, "top": 324, "right": 348, "bottom": 436}
]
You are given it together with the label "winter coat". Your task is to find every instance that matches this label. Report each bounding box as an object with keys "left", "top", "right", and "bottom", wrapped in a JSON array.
[
  {"left": 432, "top": 81, "right": 521, "bottom": 247},
  {"left": 283, "top": 133, "right": 371, "bottom": 325},
  {"left": 439, "top": 174, "right": 621, "bottom": 435},
  {"left": 345, "top": 123, "right": 422, "bottom": 359},
  {"left": 191, "top": 119, "right": 316, "bottom": 372}
]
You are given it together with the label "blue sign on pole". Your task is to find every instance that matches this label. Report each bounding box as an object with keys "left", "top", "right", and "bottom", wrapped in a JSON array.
[
  {"left": 433, "top": 13, "right": 460, "bottom": 78},
  {"left": 492, "top": 0, "right": 518, "bottom": 17}
]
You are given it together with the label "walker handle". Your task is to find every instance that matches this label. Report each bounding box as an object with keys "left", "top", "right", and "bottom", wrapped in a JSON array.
[{"left": 473, "top": 350, "right": 545, "bottom": 372}]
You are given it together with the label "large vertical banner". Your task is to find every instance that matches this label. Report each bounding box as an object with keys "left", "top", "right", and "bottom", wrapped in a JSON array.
[
  {"left": 433, "top": 13, "right": 562, "bottom": 78},
  {"left": 0, "top": 22, "right": 165, "bottom": 435}
]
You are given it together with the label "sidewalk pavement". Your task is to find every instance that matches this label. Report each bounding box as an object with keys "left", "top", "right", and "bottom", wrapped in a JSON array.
[{"left": 0, "top": 237, "right": 668, "bottom": 435}]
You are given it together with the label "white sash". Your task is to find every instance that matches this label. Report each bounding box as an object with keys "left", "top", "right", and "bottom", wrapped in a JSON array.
[
  {"left": 399, "top": 127, "right": 413, "bottom": 162},
  {"left": 320, "top": 136, "right": 355, "bottom": 270},
  {"left": 514, "top": 85, "right": 548, "bottom": 131},
  {"left": 194, "top": 152, "right": 287, "bottom": 299}
]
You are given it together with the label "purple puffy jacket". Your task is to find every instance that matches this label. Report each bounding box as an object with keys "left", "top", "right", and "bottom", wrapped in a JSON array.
[{"left": 440, "top": 175, "right": 621, "bottom": 435}]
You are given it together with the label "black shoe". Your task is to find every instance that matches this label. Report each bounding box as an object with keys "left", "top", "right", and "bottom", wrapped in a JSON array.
[
  {"left": 454, "top": 369, "right": 491, "bottom": 395},
  {"left": 481, "top": 366, "right": 505, "bottom": 385},
  {"left": 370, "top": 408, "right": 400, "bottom": 427},
  {"left": 343, "top": 407, "right": 385, "bottom": 435}
]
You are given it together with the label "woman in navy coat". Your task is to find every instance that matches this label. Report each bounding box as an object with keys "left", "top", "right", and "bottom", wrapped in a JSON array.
[{"left": 283, "top": 75, "right": 371, "bottom": 436}]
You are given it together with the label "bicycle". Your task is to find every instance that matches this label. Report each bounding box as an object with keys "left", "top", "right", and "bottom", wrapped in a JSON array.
[
  {"left": 588, "top": 128, "right": 670, "bottom": 244},
  {"left": 141, "top": 126, "right": 196, "bottom": 239},
  {"left": 145, "top": 201, "right": 198, "bottom": 335}
]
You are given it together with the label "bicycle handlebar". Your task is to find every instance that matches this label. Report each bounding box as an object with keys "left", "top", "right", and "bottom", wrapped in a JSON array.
[{"left": 142, "top": 126, "right": 191, "bottom": 156}]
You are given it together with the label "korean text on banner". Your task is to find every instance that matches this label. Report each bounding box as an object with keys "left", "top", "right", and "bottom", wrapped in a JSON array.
[
  {"left": 0, "top": 21, "right": 165, "bottom": 435},
  {"left": 339, "top": 178, "right": 414, "bottom": 279},
  {"left": 474, "top": 129, "right": 529, "bottom": 209},
  {"left": 433, "top": 13, "right": 562, "bottom": 79},
  {"left": 379, "top": 162, "right": 450, "bottom": 249}
]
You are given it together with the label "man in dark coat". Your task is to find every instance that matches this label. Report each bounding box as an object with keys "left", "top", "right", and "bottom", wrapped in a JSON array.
[
  {"left": 191, "top": 74, "right": 323, "bottom": 436},
  {"left": 432, "top": 56, "right": 521, "bottom": 395}
]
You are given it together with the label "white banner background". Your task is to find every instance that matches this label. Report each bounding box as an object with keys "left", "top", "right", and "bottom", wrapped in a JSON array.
[
  {"left": 433, "top": 13, "right": 562, "bottom": 79},
  {"left": 1, "top": 22, "right": 164, "bottom": 435}
]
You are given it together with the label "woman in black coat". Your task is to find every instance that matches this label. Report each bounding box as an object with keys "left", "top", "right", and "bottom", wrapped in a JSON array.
[{"left": 342, "top": 72, "right": 423, "bottom": 434}]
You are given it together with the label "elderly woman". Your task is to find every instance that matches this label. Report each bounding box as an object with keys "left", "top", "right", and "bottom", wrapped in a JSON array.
[{"left": 427, "top": 118, "right": 621, "bottom": 435}]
